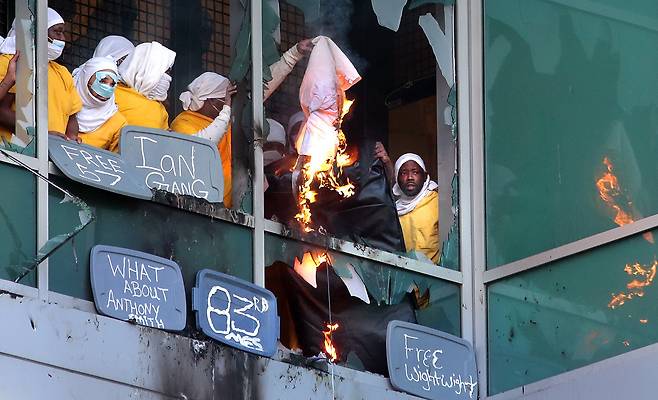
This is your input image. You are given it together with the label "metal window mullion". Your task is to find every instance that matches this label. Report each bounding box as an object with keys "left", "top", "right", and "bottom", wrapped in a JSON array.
[
  {"left": 457, "top": 0, "right": 488, "bottom": 395},
  {"left": 251, "top": 0, "right": 265, "bottom": 287},
  {"left": 35, "top": 0, "right": 49, "bottom": 300}
]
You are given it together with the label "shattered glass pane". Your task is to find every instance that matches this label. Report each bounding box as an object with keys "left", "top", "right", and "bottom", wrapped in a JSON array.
[{"left": 371, "top": 0, "right": 408, "bottom": 32}]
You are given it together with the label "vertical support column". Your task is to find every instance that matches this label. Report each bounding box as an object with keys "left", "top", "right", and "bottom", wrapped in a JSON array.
[
  {"left": 251, "top": 0, "right": 265, "bottom": 287},
  {"left": 35, "top": 0, "right": 49, "bottom": 300},
  {"left": 457, "top": 0, "right": 486, "bottom": 395}
]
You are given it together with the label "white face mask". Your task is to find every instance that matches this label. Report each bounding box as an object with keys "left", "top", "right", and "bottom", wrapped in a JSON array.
[
  {"left": 148, "top": 72, "right": 171, "bottom": 101},
  {"left": 48, "top": 38, "right": 65, "bottom": 61}
]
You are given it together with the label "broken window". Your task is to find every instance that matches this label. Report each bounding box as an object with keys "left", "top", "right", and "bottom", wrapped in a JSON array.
[
  {"left": 263, "top": 0, "right": 460, "bottom": 269},
  {"left": 261, "top": 0, "right": 462, "bottom": 374},
  {"left": 485, "top": 0, "right": 658, "bottom": 394}
]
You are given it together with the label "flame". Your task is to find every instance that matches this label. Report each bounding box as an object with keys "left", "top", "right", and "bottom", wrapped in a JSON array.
[
  {"left": 596, "top": 157, "right": 653, "bottom": 243},
  {"left": 640, "top": 319, "right": 649, "bottom": 324},
  {"left": 323, "top": 323, "right": 340, "bottom": 362},
  {"left": 293, "top": 252, "right": 330, "bottom": 287},
  {"left": 608, "top": 260, "right": 657, "bottom": 309},
  {"left": 295, "top": 97, "right": 356, "bottom": 232}
]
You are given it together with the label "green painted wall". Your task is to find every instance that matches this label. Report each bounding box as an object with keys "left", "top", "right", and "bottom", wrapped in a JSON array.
[{"left": 0, "top": 164, "right": 36, "bottom": 286}]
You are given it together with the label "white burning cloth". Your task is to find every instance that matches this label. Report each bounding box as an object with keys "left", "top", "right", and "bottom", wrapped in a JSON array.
[
  {"left": 295, "top": 36, "right": 361, "bottom": 162},
  {"left": 118, "top": 41, "right": 175, "bottom": 101}
]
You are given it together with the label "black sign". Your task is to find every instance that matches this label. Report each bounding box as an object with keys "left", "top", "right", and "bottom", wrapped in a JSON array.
[
  {"left": 49, "top": 126, "right": 224, "bottom": 203},
  {"left": 387, "top": 321, "right": 478, "bottom": 400},
  {"left": 192, "top": 269, "right": 279, "bottom": 357},
  {"left": 48, "top": 135, "right": 151, "bottom": 199},
  {"left": 90, "top": 245, "right": 187, "bottom": 331}
]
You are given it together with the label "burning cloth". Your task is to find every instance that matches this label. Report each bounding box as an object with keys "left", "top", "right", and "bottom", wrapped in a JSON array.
[{"left": 295, "top": 36, "right": 361, "bottom": 163}]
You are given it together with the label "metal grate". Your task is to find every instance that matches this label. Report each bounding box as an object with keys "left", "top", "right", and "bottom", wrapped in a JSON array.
[
  {"left": 49, "top": 0, "right": 171, "bottom": 72},
  {"left": 265, "top": 0, "right": 308, "bottom": 127},
  {"left": 200, "top": 0, "right": 231, "bottom": 75},
  {"left": 393, "top": 5, "right": 438, "bottom": 89}
]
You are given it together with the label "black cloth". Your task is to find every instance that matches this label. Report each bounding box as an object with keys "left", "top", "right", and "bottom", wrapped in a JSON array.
[
  {"left": 266, "top": 261, "right": 417, "bottom": 375},
  {"left": 264, "top": 146, "right": 405, "bottom": 253}
]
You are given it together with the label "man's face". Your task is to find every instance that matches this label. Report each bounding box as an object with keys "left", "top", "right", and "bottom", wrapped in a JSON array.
[
  {"left": 397, "top": 160, "right": 426, "bottom": 197},
  {"left": 48, "top": 23, "right": 66, "bottom": 41}
]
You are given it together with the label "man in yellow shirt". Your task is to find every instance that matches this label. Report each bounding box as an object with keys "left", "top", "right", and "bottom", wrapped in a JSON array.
[
  {"left": 115, "top": 41, "right": 175, "bottom": 130},
  {"left": 376, "top": 146, "right": 440, "bottom": 263},
  {"left": 0, "top": 8, "right": 82, "bottom": 143},
  {"left": 171, "top": 72, "right": 236, "bottom": 207}
]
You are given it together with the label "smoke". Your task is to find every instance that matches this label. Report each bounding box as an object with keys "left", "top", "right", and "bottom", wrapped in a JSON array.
[{"left": 308, "top": 0, "right": 368, "bottom": 73}]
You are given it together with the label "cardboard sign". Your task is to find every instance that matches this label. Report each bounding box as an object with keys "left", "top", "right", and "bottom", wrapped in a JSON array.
[
  {"left": 48, "top": 135, "right": 151, "bottom": 199},
  {"left": 192, "top": 269, "right": 279, "bottom": 357},
  {"left": 120, "top": 128, "right": 223, "bottom": 203},
  {"left": 48, "top": 126, "right": 224, "bottom": 203},
  {"left": 90, "top": 245, "right": 187, "bottom": 331},
  {"left": 386, "top": 321, "right": 478, "bottom": 400}
]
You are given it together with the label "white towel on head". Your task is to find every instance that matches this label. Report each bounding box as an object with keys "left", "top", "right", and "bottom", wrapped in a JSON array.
[
  {"left": 392, "top": 153, "right": 438, "bottom": 216},
  {"left": 74, "top": 56, "right": 120, "bottom": 132},
  {"left": 118, "top": 41, "right": 175, "bottom": 100},
  {"left": 93, "top": 35, "right": 134, "bottom": 62},
  {"left": 179, "top": 72, "right": 229, "bottom": 112},
  {"left": 0, "top": 8, "right": 64, "bottom": 55}
]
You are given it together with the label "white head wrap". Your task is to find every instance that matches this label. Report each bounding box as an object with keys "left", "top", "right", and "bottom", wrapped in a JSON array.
[
  {"left": 179, "top": 72, "right": 229, "bottom": 112},
  {"left": 73, "top": 35, "right": 135, "bottom": 78},
  {"left": 0, "top": 8, "right": 64, "bottom": 55},
  {"left": 74, "top": 56, "right": 120, "bottom": 132},
  {"left": 118, "top": 41, "right": 175, "bottom": 100},
  {"left": 93, "top": 35, "right": 134, "bottom": 62},
  {"left": 266, "top": 118, "right": 286, "bottom": 145},
  {"left": 392, "top": 153, "right": 438, "bottom": 216}
]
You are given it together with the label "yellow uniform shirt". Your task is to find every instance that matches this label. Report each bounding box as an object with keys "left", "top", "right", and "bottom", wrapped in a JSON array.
[
  {"left": 78, "top": 112, "right": 127, "bottom": 152},
  {"left": 171, "top": 110, "right": 233, "bottom": 208},
  {"left": 0, "top": 55, "right": 82, "bottom": 141},
  {"left": 399, "top": 190, "right": 440, "bottom": 263},
  {"left": 114, "top": 84, "right": 169, "bottom": 130}
]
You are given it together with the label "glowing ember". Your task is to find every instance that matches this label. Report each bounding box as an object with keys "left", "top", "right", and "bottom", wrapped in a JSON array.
[
  {"left": 608, "top": 260, "right": 657, "bottom": 309},
  {"left": 622, "top": 340, "right": 630, "bottom": 347},
  {"left": 640, "top": 319, "right": 649, "bottom": 324},
  {"left": 323, "top": 323, "right": 340, "bottom": 362},
  {"left": 596, "top": 157, "right": 653, "bottom": 243},
  {"left": 295, "top": 98, "right": 356, "bottom": 232}
]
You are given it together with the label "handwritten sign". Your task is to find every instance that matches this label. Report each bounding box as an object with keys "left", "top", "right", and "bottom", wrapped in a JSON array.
[
  {"left": 90, "top": 245, "right": 187, "bottom": 331},
  {"left": 48, "top": 135, "right": 151, "bottom": 199},
  {"left": 386, "top": 321, "right": 478, "bottom": 400},
  {"left": 48, "top": 126, "right": 224, "bottom": 203},
  {"left": 192, "top": 269, "right": 279, "bottom": 357},
  {"left": 121, "top": 127, "right": 223, "bottom": 203}
]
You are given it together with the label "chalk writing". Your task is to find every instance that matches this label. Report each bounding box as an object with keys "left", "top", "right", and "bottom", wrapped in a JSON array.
[
  {"left": 193, "top": 269, "right": 279, "bottom": 357},
  {"left": 133, "top": 135, "right": 209, "bottom": 199},
  {"left": 387, "top": 321, "right": 478, "bottom": 400},
  {"left": 49, "top": 128, "right": 224, "bottom": 203},
  {"left": 206, "top": 284, "right": 270, "bottom": 352},
  {"left": 90, "top": 246, "right": 187, "bottom": 331}
]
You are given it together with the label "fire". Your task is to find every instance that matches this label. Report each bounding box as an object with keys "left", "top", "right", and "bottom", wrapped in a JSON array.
[
  {"left": 596, "top": 157, "right": 653, "bottom": 243},
  {"left": 323, "top": 322, "right": 340, "bottom": 362},
  {"left": 608, "top": 260, "right": 657, "bottom": 309},
  {"left": 295, "top": 98, "right": 356, "bottom": 232},
  {"left": 293, "top": 252, "right": 330, "bottom": 288}
]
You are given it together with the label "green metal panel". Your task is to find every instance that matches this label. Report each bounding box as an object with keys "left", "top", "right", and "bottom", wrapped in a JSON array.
[
  {"left": 48, "top": 177, "right": 253, "bottom": 302},
  {"left": 264, "top": 232, "right": 461, "bottom": 336},
  {"left": 0, "top": 164, "right": 36, "bottom": 286},
  {"left": 484, "top": 0, "right": 658, "bottom": 268},
  {"left": 488, "top": 228, "right": 658, "bottom": 394}
]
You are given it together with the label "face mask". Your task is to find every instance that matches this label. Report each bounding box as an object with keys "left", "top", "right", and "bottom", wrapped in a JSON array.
[
  {"left": 47, "top": 38, "right": 65, "bottom": 61},
  {"left": 263, "top": 149, "right": 284, "bottom": 166},
  {"left": 148, "top": 73, "right": 171, "bottom": 101},
  {"left": 90, "top": 71, "right": 118, "bottom": 99}
]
